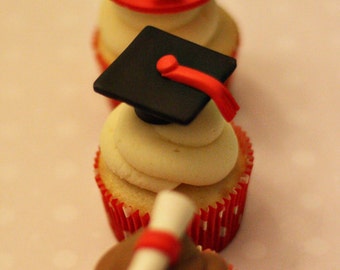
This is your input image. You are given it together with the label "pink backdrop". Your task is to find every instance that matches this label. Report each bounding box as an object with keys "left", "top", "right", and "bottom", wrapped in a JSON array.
[{"left": 1, "top": 0, "right": 339, "bottom": 269}]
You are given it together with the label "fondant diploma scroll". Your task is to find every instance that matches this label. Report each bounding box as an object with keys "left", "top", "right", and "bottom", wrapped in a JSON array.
[{"left": 128, "top": 191, "right": 196, "bottom": 270}]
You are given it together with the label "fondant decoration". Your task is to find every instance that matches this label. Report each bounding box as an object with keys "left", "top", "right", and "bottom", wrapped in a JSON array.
[
  {"left": 94, "top": 26, "right": 237, "bottom": 125},
  {"left": 128, "top": 191, "right": 196, "bottom": 270},
  {"left": 156, "top": 54, "right": 239, "bottom": 122},
  {"left": 111, "top": 0, "right": 209, "bottom": 14}
]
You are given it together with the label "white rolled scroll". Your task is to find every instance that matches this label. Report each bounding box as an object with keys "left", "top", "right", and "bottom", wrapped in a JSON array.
[{"left": 127, "top": 190, "right": 196, "bottom": 270}]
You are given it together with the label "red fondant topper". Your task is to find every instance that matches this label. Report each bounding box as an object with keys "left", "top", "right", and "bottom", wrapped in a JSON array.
[
  {"left": 157, "top": 54, "right": 239, "bottom": 122},
  {"left": 111, "top": 0, "right": 209, "bottom": 14},
  {"left": 134, "top": 229, "right": 181, "bottom": 265}
]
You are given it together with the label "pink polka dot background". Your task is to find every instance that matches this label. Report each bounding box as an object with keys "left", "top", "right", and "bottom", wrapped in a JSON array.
[{"left": 0, "top": 0, "right": 339, "bottom": 269}]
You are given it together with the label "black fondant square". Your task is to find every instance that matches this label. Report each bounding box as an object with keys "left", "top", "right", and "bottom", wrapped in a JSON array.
[{"left": 93, "top": 26, "right": 236, "bottom": 124}]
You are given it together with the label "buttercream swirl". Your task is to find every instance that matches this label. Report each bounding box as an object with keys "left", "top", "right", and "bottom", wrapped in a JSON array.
[
  {"left": 100, "top": 102, "right": 239, "bottom": 193},
  {"left": 99, "top": 0, "right": 219, "bottom": 55}
]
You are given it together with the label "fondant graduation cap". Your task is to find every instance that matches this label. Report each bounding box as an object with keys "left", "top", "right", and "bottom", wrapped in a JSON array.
[
  {"left": 93, "top": 26, "right": 238, "bottom": 125},
  {"left": 112, "top": 0, "right": 209, "bottom": 13}
]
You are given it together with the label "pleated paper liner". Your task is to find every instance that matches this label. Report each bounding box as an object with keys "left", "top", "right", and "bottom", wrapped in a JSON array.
[
  {"left": 92, "top": 29, "right": 239, "bottom": 109},
  {"left": 94, "top": 124, "right": 253, "bottom": 251},
  {"left": 92, "top": 30, "right": 112, "bottom": 72}
]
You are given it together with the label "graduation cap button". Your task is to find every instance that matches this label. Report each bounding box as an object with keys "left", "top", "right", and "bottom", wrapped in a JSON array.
[
  {"left": 156, "top": 54, "right": 239, "bottom": 122},
  {"left": 93, "top": 26, "right": 238, "bottom": 125}
]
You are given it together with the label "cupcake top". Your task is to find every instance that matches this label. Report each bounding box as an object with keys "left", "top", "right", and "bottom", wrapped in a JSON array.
[
  {"left": 94, "top": 26, "right": 240, "bottom": 193},
  {"left": 99, "top": 102, "right": 239, "bottom": 192},
  {"left": 99, "top": 0, "right": 222, "bottom": 55},
  {"left": 96, "top": 231, "right": 233, "bottom": 270}
]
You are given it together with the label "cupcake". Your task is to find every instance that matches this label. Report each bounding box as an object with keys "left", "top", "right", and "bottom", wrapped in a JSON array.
[
  {"left": 96, "top": 191, "right": 235, "bottom": 270},
  {"left": 93, "top": 27, "right": 254, "bottom": 251},
  {"left": 96, "top": 233, "right": 235, "bottom": 270},
  {"left": 93, "top": 0, "right": 239, "bottom": 71}
]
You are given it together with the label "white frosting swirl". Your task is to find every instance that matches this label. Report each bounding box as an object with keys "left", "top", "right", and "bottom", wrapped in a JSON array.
[
  {"left": 153, "top": 101, "right": 225, "bottom": 147},
  {"left": 99, "top": 0, "right": 219, "bottom": 55},
  {"left": 100, "top": 102, "right": 239, "bottom": 193}
]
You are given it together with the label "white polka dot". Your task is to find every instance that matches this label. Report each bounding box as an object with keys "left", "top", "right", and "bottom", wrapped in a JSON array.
[
  {"left": 0, "top": 82, "right": 22, "bottom": 100},
  {"left": 291, "top": 150, "right": 316, "bottom": 167},
  {"left": 299, "top": 192, "right": 323, "bottom": 210},
  {"left": 286, "top": 108, "right": 312, "bottom": 126},
  {"left": 57, "top": 13, "right": 81, "bottom": 28},
  {"left": 279, "top": 214, "right": 305, "bottom": 232},
  {"left": 0, "top": 252, "right": 14, "bottom": 269},
  {"left": 242, "top": 240, "right": 268, "bottom": 260},
  {"left": 54, "top": 160, "right": 78, "bottom": 180},
  {"left": 0, "top": 162, "right": 19, "bottom": 183},
  {"left": 280, "top": 71, "right": 301, "bottom": 88},
  {"left": 90, "top": 231, "right": 102, "bottom": 239},
  {"left": 1, "top": 13, "right": 26, "bottom": 30},
  {"left": 55, "top": 120, "right": 78, "bottom": 139},
  {"left": 0, "top": 206, "right": 16, "bottom": 226},
  {"left": 28, "top": 232, "right": 44, "bottom": 243},
  {"left": 324, "top": 1, "right": 340, "bottom": 16},
  {"left": 53, "top": 204, "right": 79, "bottom": 223},
  {"left": 0, "top": 122, "right": 23, "bottom": 141},
  {"left": 52, "top": 250, "right": 78, "bottom": 269},
  {"left": 295, "top": 260, "right": 316, "bottom": 270},
  {"left": 56, "top": 84, "right": 81, "bottom": 100},
  {"left": 275, "top": 36, "right": 298, "bottom": 52},
  {"left": 272, "top": 2, "right": 291, "bottom": 16},
  {"left": 55, "top": 46, "right": 83, "bottom": 62},
  {"left": 303, "top": 237, "right": 330, "bottom": 256}
]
